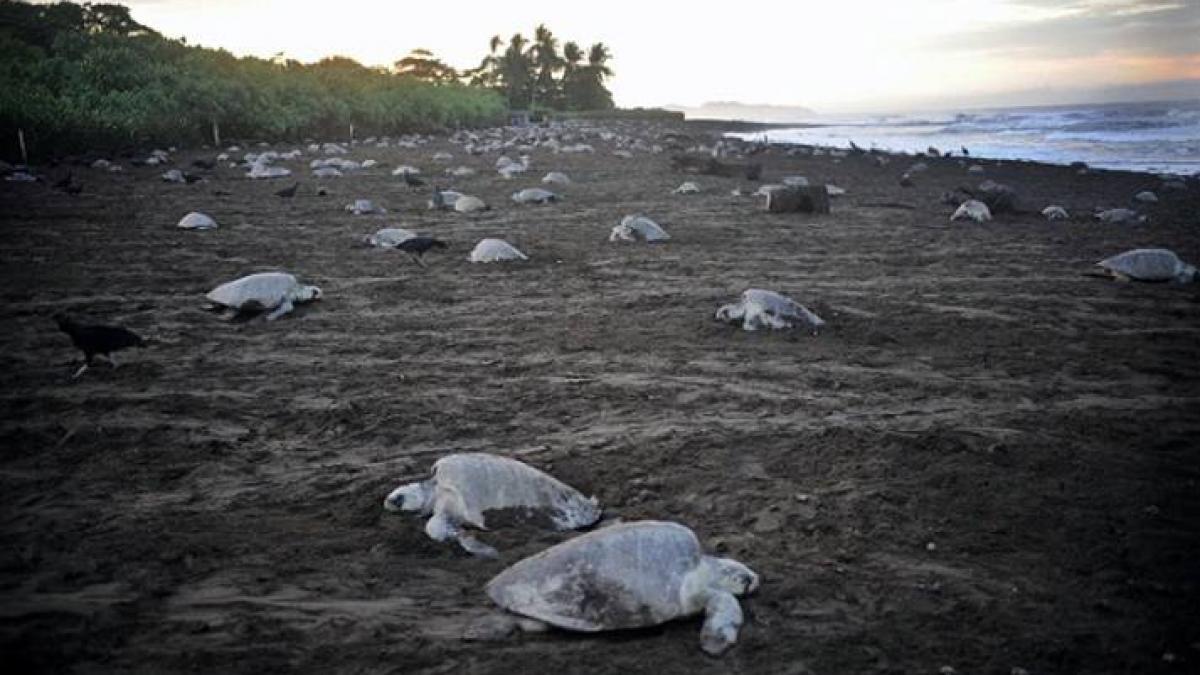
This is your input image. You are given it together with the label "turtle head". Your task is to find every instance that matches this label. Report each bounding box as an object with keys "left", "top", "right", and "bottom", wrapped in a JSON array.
[
  {"left": 383, "top": 480, "right": 434, "bottom": 514},
  {"left": 708, "top": 557, "right": 760, "bottom": 596},
  {"left": 299, "top": 285, "right": 322, "bottom": 302},
  {"left": 715, "top": 303, "right": 745, "bottom": 323}
]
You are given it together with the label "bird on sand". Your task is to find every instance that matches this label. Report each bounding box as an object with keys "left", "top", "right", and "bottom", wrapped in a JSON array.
[
  {"left": 961, "top": 146, "right": 970, "bottom": 157},
  {"left": 275, "top": 181, "right": 299, "bottom": 198},
  {"left": 394, "top": 236, "right": 447, "bottom": 267},
  {"left": 54, "top": 314, "right": 147, "bottom": 379},
  {"left": 401, "top": 171, "right": 425, "bottom": 188}
]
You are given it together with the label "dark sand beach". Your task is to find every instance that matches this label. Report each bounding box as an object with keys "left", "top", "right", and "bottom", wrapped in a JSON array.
[{"left": 1, "top": 120, "right": 1198, "bottom": 674}]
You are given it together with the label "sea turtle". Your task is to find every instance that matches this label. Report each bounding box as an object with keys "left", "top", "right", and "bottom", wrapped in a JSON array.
[
  {"left": 825, "top": 184, "right": 847, "bottom": 197},
  {"left": 754, "top": 184, "right": 786, "bottom": 197},
  {"left": 716, "top": 289, "right": 825, "bottom": 333},
  {"left": 781, "top": 176, "right": 809, "bottom": 187},
  {"left": 177, "top": 212, "right": 217, "bottom": 230},
  {"left": 469, "top": 238, "right": 527, "bottom": 262},
  {"left": 485, "top": 520, "right": 759, "bottom": 655},
  {"left": 312, "top": 167, "right": 343, "bottom": 178},
  {"left": 384, "top": 453, "right": 600, "bottom": 558},
  {"left": 454, "top": 194, "right": 489, "bottom": 213},
  {"left": 511, "top": 187, "right": 559, "bottom": 205},
  {"left": 1042, "top": 205, "right": 1069, "bottom": 220},
  {"left": 427, "top": 189, "right": 464, "bottom": 210},
  {"left": 1134, "top": 191, "right": 1158, "bottom": 203},
  {"left": 346, "top": 199, "right": 385, "bottom": 215},
  {"left": 1095, "top": 248, "right": 1197, "bottom": 283},
  {"left": 610, "top": 215, "right": 669, "bottom": 243},
  {"left": 364, "top": 227, "right": 417, "bottom": 248},
  {"left": 674, "top": 181, "right": 701, "bottom": 195},
  {"left": 542, "top": 171, "right": 571, "bottom": 185},
  {"left": 204, "top": 272, "right": 322, "bottom": 321},
  {"left": 247, "top": 164, "right": 291, "bottom": 179},
  {"left": 951, "top": 199, "right": 992, "bottom": 223},
  {"left": 498, "top": 162, "right": 530, "bottom": 179},
  {"left": 1095, "top": 208, "right": 1143, "bottom": 224}
]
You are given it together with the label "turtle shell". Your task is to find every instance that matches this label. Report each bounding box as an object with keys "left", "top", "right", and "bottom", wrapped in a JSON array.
[
  {"left": 206, "top": 272, "right": 300, "bottom": 310},
  {"left": 486, "top": 521, "right": 703, "bottom": 631},
  {"left": 431, "top": 453, "right": 599, "bottom": 530},
  {"left": 469, "top": 239, "right": 526, "bottom": 262},
  {"left": 1097, "top": 248, "right": 1189, "bottom": 282}
]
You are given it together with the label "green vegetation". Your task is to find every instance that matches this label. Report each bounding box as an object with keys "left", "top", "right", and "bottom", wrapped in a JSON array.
[
  {"left": 463, "top": 25, "right": 615, "bottom": 113},
  {"left": 0, "top": 1, "right": 507, "bottom": 157}
]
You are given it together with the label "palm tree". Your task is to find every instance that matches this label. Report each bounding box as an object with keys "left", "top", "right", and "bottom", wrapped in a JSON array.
[
  {"left": 464, "top": 34, "right": 505, "bottom": 87},
  {"left": 560, "top": 41, "right": 583, "bottom": 109},
  {"left": 529, "top": 24, "right": 562, "bottom": 110},
  {"left": 576, "top": 42, "right": 614, "bottom": 110},
  {"left": 586, "top": 42, "right": 612, "bottom": 77},
  {"left": 498, "top": 32, "right": 533, "bottom": 108}
]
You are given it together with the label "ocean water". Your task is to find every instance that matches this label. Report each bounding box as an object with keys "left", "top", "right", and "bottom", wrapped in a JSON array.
[{"left": 726, "top": 100, "right": 1200, "bottom": 175}]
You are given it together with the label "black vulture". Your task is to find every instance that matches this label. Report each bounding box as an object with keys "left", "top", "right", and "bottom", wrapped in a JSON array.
[
  {"left": 275, "top": 182, "right": 300, "bottom": 198},
  {"left": 395, "top": 237, "right": 447, "bottom": 267},
  {"left": 55, "top": 314, "right": 147, "bottom": 378}
]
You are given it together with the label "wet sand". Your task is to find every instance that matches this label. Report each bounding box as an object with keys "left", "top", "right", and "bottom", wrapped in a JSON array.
[{"left": 1, "top": 120, "right": 1198, "bottom": 674}]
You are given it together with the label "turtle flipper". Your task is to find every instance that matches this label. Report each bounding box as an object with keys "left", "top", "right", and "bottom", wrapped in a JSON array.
[
  {"left": 456, "top": 533, "right": 499, "bottom": 559},
  {"left": 699, "top": 591, "right": 743, "bottom": 656},
  {"left": 265, "top": 299, "right": 294, "bottom": 321},
  {"left": 426, "top": 511, "right": 499, "bottom": 558}
]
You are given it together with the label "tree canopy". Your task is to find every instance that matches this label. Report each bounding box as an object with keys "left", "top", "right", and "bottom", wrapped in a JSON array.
[
  {"left": 0, "top": 0, "right": 504, "bottom": 157},
  {"left": 0, "top": 3, "right": 617, "bottom": 159},
  {"left": 464, "top": 24, "right": 615, "bottom": 112}
]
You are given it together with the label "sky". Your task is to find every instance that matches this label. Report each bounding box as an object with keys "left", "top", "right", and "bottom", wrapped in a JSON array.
[{"left": 117, "top": 0, "right": 1200, "bottom": 113}]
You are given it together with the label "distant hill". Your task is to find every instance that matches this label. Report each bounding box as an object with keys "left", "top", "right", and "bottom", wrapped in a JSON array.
[{"left": 664, "top": 101, "right": 817, "bottom": 123}]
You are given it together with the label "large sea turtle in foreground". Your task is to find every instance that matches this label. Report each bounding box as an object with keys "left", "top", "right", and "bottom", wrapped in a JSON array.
[
  {"left": 384, "top": 453, "right": 600, "bottom": 558},
  {"left": 716, "top": 289, "right": 825, "bottom": 332},
  {"left": 205, "top": 272, "right": 322, "bottom": 320},
  {"left": 1095, "top": 248, "right": 1197, "bottom": 283},
  {"left": 485, "top": 520, "right": 759, "bottom": 655}
]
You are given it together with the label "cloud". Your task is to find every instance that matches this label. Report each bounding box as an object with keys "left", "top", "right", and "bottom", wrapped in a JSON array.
[{"left": 937, "top": 1, "right": 1199, "bottom": 58}]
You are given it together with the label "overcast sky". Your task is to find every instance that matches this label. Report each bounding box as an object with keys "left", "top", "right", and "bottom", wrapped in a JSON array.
[{"left": 118, "top": 0, "right": 1200, "bottom": 112}]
